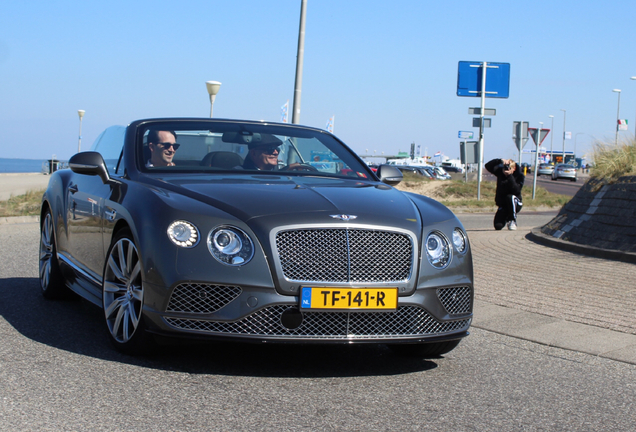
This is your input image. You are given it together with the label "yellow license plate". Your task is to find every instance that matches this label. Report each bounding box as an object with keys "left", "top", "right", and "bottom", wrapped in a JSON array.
[{"left": 300, "top": 287, "right": 398, "bottom": 310}]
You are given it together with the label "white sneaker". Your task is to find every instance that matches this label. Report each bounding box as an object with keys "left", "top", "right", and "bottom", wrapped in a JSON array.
[{"left": 508, "top": 221, "right": 517, "bottom": 230}]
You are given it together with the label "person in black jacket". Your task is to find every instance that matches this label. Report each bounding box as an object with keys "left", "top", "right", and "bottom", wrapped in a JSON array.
[{"left": 485, "top": 158, "right": 524, "bottom": 230}]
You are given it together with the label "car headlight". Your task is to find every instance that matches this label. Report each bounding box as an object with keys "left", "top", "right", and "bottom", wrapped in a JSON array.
[
  {"left": 425, "top": 231, "right": 451, "bottom": 269},
  {"left": 167, "top": 220, "right": 199, "bottom": 248},
  {"left": 208, "top": 226, "right": 254, "bottom": 266},
  {"left": 452, "top": 228, "right": 468, "bottom": 254}
]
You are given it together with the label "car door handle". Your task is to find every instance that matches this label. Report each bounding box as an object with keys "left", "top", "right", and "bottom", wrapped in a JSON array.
[
  {"left": 68, "top": 183, "right": 78, "bottom": 194},
  {"left": 104, "top": 209, "right": 117, "bottom": 221}
]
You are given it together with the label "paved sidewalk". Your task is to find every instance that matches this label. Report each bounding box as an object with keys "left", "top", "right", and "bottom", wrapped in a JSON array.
[{"left": 466, "top": 219, "right": 636, "bottom": 364}]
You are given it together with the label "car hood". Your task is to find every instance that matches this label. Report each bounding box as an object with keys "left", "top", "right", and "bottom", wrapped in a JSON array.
[{"left": 146, "top": 174, "right": 445, "bottom": 232}]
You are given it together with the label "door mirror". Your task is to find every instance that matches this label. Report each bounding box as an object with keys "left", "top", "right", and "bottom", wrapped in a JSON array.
[
  {"left": 376, "top": 165, "right": 403, "bottom": 186},
  {"left": 69, "top": 151, "right": 111, "bottom": 184}
]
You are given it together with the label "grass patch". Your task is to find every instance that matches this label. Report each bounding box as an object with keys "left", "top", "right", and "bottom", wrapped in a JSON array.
[
  {"left": 590, "top": 137, "right": 636, "bottom": 182},
  {"left": 397, "top": 176, "right": 571, "bottom": 210},
  {"left": 0, "top": 189, "right": 44, "bottom": 217}
]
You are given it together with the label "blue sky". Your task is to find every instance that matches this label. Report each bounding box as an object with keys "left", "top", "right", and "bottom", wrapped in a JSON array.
[{"left": 1, "top": 0, "right": 635, "bottom": 162}]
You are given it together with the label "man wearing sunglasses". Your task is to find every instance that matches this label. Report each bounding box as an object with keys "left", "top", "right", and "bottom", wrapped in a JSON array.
[
  {"left": 243, "top": 140, "right": 281, "bottom": 171},
  {"left": 147, "top": 130, "right": 179, "bottom": 167}
]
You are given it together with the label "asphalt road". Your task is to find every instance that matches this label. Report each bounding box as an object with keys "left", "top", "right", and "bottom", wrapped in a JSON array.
[
  {"left": 2, "top": 221, "right": 635, "bottom": 431},
  {"left": 482, "top": 171, "right": 585, "bottom": 197}
]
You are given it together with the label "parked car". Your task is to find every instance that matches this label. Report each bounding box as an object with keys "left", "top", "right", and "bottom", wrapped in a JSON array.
[
  {"left": 39, "top": 118, "right": 473, "bottom": 357},
  {"left": 520, "top": 162, "right": 532, "bottom": 173},
  {"left": 441, "top": 165, "right": 463, "bottom": 173},
  {"left": 396, "top": 165, "right": 425, "bottom": 177},
  {"left": 433, "top": 166, "right": 452, "bottom": 180},
  {"left": 551, "top": 163, "right": 577, "bottom": 181},
  {"left": 537, "top": 163, "right": 554, "bottom": 176}
]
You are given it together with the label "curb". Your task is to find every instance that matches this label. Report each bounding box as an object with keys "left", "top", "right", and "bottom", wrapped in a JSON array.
[
  {"left": 527, "top": 227, "right": 636, "bottom": 264},
  {"left": 0, "top": 215, "right": 40, "bottom": 225}
]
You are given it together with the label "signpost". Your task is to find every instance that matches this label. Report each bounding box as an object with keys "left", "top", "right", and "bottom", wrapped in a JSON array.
[
  {"left": 457, "top": 61, "right": 510, "bottom": 200},
  {"left": 528, "top": 126, "right": 550, "bottom": 200},
  {"left": 513, "top": 121, "right": 529, "bottom": 166},
  {"left": 460, "top": 140, "right": 479, "bottom": 183}
]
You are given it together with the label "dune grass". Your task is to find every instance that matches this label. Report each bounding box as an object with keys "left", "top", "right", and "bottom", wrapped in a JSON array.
[
  {"left": 590, "top": 137, "right": 636, "bottom": 181},
  {"left": 0, "top": 189, "right": 44, "bottom": 217}
]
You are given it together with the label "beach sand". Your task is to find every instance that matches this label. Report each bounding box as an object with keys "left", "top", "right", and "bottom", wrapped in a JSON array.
[{"left": 0, "top": 173, "right": 52, "bottom": 201}]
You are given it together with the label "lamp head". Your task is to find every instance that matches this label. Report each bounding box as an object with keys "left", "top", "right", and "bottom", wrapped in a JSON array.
[
  {"left": 206, "top": 81, "right": 222, "bottom": 96},
  {"left": 612, "top": 89, "right": 621, "bottom": 93},
  {"left": 78, "top": 110, "right": 85, "bottom": 118}
]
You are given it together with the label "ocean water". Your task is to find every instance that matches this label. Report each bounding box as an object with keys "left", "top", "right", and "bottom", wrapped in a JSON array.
[{"left": 0, "top": 158, "right": 62, "bottom": 173}]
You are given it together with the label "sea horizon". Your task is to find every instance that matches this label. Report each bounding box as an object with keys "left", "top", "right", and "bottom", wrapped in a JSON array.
[{"left": 0, "top": 157, "right": 66, "bottom": 174}]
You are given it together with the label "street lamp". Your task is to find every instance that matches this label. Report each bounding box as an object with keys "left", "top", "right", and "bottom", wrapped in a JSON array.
[
  {"left": 560, "top": 109, "right": 566, "bottom": 163},
  {"left": 205, "top": 81, "right": 222, "bottom": 118},
  {"left": 631, "top": 77, "right": 636, "bottom": 138},
  {"left": 613, "top": 89, "right": 621, "bottom": 145},
  {"left": 574, "top": 132, "right": 585, "bottom": 163},
  {"left": 77, "top": 110, "right": 85, "bottom": 153},
  {"left": 548, "top": 115, "right": 554, "bottom": 163}
]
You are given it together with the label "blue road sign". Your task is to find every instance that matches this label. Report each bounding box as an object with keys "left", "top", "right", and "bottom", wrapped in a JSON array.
[{"left": 457, "top": 61, "right": 510, "bottom": 98}]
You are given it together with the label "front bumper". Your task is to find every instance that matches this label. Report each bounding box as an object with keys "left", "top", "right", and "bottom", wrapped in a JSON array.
[{"left": 141, "top": 281, "right": 473, "bottom": 343}]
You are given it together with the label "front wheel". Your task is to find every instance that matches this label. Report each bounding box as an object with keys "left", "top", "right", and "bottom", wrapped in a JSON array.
[
  {"left": 102, "top": 228, "right": 154, "bottom": 354},
  {"left": 389, "top": 339, "right": 461, "bottom": 358},
  {"left": 39, "top": 209, "right": 70, "bottom": 299}
]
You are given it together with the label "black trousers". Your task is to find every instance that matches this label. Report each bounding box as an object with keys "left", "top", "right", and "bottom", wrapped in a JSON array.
[{"left": 494, "top": 195, "right": 522, "bottom": 230}]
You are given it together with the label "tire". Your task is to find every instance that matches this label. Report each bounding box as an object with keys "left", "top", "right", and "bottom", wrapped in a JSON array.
[
  {"left": 39, "top": 209, "right": 70, "bottom": 299},
  {"left": 389, "top": 339, "right": 461, "bottom": 358},
  {"left": 551, "top": 176, "right": 557, "bottom": 181},
  {"left": 102, "top": 228, "right": 154, "bottom": 354}
]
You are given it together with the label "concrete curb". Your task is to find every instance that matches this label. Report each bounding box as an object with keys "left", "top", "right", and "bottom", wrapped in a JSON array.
[
  {"left": 472, "top": 300, "right": 636, "bottom": 365},
  {"left": 527, "top": 227, "right": 636, "bottom": 264},
  {"left": 0, "top": 215, "right": 40, "bottom": 225}
]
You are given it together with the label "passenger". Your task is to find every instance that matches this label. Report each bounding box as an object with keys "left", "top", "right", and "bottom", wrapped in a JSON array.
[
  {"left": 485, "top": 158, "right": 524, "bottom": 231},
  {"left": 243, "top": 139, "right": 282, "bottom": 171},
  {"left": 146, "top": 130, "right": 179, "bottom": 167}
]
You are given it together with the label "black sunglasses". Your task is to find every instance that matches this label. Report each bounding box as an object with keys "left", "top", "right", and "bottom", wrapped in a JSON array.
[
  {"left": 257, "top": 145, "right": 280, "bottom": 155},
  {"left": 155, "top": 142, "right": 180, "bottom": 150}
]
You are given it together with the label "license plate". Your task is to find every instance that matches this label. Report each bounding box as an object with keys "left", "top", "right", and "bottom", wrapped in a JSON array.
[{"left": 300, "top": 287, "right": 398, "bottom": 310}]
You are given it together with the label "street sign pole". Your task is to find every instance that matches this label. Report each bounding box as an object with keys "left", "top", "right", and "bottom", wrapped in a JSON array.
[
  {"left": 532, "top": 122, "right": 543, "bottom": 200},
  {"left": 477, "top": 61, "right": 487, "bottom": 200}
]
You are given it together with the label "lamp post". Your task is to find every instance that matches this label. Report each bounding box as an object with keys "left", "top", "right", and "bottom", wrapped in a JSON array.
[
  {"left": 574, "top": 132, "right": 585, "bottom": 164},
  {"left": 206, "top": 81, "right": 222, "bottom": 118},
  {"left": 548, "top": 115, "right": 554, "bottom": 163},
  {"left": 613, "top": 89, "right": 621, "bottom": 145},
  {"left": 560, "top": 109, "right": 567, "bottom": 163},
  {"left": 631, "top": 77, "right": 636, "bottom": 138},
  {"left": 77, "top": 110, "right": 85, "bottom": 153}
]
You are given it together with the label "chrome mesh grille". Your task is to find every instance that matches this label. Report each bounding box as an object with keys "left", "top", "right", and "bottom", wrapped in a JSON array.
[
  {"left": 437, "top": 287, "right": 472, "bottom": 315},
  {"left": 276, "top": 228, "right": 413, "bottom": 283},
  {"left": 166, "top": 283, "right": 242, "bottom": 314},
  {"left": 164, "top": 305, "right": 470, "bottom": 339}
]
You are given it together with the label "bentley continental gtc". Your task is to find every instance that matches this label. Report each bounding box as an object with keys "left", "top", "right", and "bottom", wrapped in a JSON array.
[{"left": 39, "top": 118, "right": 473, "bottom": 356}]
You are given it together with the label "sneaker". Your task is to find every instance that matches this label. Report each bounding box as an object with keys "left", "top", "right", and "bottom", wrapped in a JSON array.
[{"left": 508, "top": 221, "right": 517, "bottom": 230}]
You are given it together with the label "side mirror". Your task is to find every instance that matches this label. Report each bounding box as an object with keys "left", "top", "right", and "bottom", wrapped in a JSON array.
[
  {"left": 69, "top": 151, "right": 110, "bottom": 184},
  {"left": 376, "top": 165, "right": 403, "bottom": 186}
]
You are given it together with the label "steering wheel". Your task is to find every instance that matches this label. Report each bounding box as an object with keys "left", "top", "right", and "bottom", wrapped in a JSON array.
[{"left": 283, "top": 163, "right": 319, "bottom": 172}]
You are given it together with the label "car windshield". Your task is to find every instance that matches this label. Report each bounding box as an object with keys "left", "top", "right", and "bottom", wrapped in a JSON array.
[{"left": 138, "top": 120, "right": 371, "bottom": 178}]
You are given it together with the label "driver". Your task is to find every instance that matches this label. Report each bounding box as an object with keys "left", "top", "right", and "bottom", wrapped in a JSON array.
[{"left": 243, "top": 136, "right": 282, "bottom": 170}]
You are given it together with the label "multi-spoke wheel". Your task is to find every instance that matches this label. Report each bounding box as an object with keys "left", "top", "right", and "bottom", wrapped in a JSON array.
[
  {"left": 389, "top": 339, "right": 461, "bottom": 358},
  {"left": 39, "top": 209, "right": 68, "bottom": 298},
  {"left": 103, "top": 228, "right": 153, "bottom": 354}
]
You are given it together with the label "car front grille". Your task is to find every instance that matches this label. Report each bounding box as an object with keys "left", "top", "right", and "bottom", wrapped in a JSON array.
[
  {"left": 164, "top": 305, "right": 470, "bottom": 339},
  {"left": 275, "top": 228, "right": 414, "bottom": 283},
  {"left": 166, "top": 283, "right": 242, "bottom": 314},
  {"left": 436, "top": 286, "right": 472, "bottom": 315}
]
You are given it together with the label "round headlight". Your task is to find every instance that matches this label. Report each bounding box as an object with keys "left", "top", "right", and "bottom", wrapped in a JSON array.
[
  {"left": 426, "top": 231, "right": 451, "bottom": 269},
  {"left": 452, "top": 228, "right": 467, "bottom": 254},
  {"left": 167, "top": 221, "right": 199, "bottom": 248},
  {"left": 208, "top": 226, "right": 254, "bottom": 266}
]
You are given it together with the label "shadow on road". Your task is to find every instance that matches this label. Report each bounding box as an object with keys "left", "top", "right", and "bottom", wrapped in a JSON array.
[{"left": 0, "top": 277, "right": 440, "bottom": 378}]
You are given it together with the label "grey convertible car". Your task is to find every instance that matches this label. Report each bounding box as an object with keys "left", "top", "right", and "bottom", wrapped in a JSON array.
[{"left": 39, "top": 118, "right": 473, "bottom": 356}]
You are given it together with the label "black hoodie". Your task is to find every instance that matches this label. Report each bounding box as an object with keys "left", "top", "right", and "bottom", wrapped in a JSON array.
[{"left": 485, "top": 158, "right": 525, "bottom": 207}]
